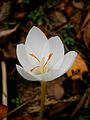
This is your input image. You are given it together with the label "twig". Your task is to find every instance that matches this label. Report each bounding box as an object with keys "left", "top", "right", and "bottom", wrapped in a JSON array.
[
  {"left": 1, "top": 61, "right": 7, "bottom": 120},
  {"left": 70, "top": 89, "right": 88, "bottom": 117}
]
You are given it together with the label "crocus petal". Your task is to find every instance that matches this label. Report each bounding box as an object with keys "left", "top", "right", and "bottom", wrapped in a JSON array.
[
  {"left": 39, "top": 41, "right": 49, "bottom": 60},
  {"left": 37, "top": 69, "right": 62, "bottom": 81},
  {"left": 48, "top": 36, "right": 64, "bottom": 68},
  {"left": 17, "top": 44, "right": 40, "bottom": 71},
  {"left": 57, "top": 51, "right": 77, "bottom": 75},
  {"left": 37, "top": 51, "right": 77, "bottom": 81},
  {"left": 25, "top": 26, "right": 49, "bottom": 58},
  {"left": 16, "top": 65, "right": 40, "bottom": 81},
  {"left": 17, "top": 44, "right": 32, "bottom": 71}
]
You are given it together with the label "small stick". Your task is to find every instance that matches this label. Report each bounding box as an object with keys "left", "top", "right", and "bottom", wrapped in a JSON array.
[{"left": 1, "top": 61, "right": 7, "bottom": 120}]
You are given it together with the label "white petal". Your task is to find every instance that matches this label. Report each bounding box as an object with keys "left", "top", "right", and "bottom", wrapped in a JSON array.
[
  {"left": 48, "top": 36, "right": 64, "bottom": 68},
  {"left": 17, "top": 44, "right": 40, "bottom": 71},
  {"left": 39, "top": 41, "right": 49, "bottom": 60},
  {"left": 16, "top": 44, "right": 31, "bottom": 71},
  {"left": 52, "top": 58, "right": 64, "bottom": 69},
  {"left": 58, "top": 51, "right": 77, "bottom": 75},
  {"left": 16, "top": 65, "right": 40, "bottom": 81},
  {"left": 37, "top": 51, "right": 77, "bottom": 81},
  {"left": 25, "top": 26, "right": 48, "bottom": 58},
  {"left": 37, "top": 69, "right": 62, "bottom": 81}
]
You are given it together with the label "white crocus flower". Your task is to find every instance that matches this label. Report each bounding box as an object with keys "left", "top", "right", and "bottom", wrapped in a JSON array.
[{"left": 16, "top": 26, "right": 77, "bottom": 81}]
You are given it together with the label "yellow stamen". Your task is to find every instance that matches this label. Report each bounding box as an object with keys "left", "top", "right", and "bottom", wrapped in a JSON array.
[
  {"left": 30, "top": 53, "right": 53, "bottom": 75},
  {"left": 43, "top": 53, "right": 53, "bottom": 68},
  {"left": 30, "top": 54, "right": 40, "bottom": 63},
  {"left": 31, "top": 66, "right": 40, "bottom": 72}
]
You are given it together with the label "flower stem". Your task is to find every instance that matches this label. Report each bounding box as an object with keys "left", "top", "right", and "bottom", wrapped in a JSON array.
[{"left": 40, "top": 80, "right": 46, "bottom": 120}]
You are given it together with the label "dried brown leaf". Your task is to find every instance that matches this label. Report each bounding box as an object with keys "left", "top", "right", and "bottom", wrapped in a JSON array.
[
  {"left": 23, "top": 114, "right": 33, "bottom": 120},
  {"left": 47, "top": 80, "right": 64, "bottom": 100},
  {"left": 83, "top": 20, "right": 90, "bottom": 48},
  {"left": 54, "top": 12, "right": 67, "bottom": 23},
  {"left": 15, "top": 12, "right": 26, "bottom": 19},
  {"left": 72, "top": 0, "right": 84, "bottom": 9},
  {"left": 67, "top": 54, "right": 88, "bottom": 80},
  {"left": 0, "top": 104, "right": 8, "bottom": 119},
  {"left": 13, "top": 116, "right": 23, "bottom": 120},
  {"left": 64, "top": 3, "right": 74, "bottom": 17},
  {"left": 76, "top": 12, "right": 90, "bottom": 48},
  {"left": 0, "top": 1, "right": 11, "bottom": 22},
  {"left": 0, "top": 24, "right": 19, "bottom": 38}
]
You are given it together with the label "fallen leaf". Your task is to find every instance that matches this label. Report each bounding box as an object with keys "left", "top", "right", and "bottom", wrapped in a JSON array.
[
  {"left": 47, "top": 79, "right": 64, "bottom": 100},
  {"left": 0, "top": 24, "right": 19, "bottom": 38},
  {"left": 64, "top": 3, "right": 74, "bottom": 17},
  {"left": 24, "top": 114, "right": 32, "bottom": 120},
  {"left": 67, "top": 54, "right": 88, "bottom": 80},
  {"left": 83, "top": 20, "right": 90, "bottom": 48},
  {"left": 76, "top": 12, "right": 90, "bottom": 48},
  {"left": 54, "top": 11, "right": 67, "bottom": 23},
  {"left": 13, "top": 116, "right": 23, "bottom": 120},
  {"left": 0, "top": 1, "right": 11, "bottom": 22},
  {"left": 56, "top": 0, "right": 68, "bottom": 11},
  {"left": 72, "top": 0, "right": 84, "bottom": 9},
  {"left": 70, "top": 11, "right": 82, "bottom": 33},
  {"left": 80, "top": 12, "right": 90, "bottom": 29},
  {"left": 15, "top": 12, "right": 26, "bottom": 19},
  {"left": 0, "top": 104, "right": 8, "bottom": 119}
]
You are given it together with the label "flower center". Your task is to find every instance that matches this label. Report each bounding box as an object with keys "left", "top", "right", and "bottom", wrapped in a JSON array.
[{"left": 30, "top": 53, "right": 53, "bottom": 74}]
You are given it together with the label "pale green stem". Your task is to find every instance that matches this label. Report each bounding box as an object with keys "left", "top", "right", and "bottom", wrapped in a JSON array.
[{"left": 40, "top": 80, "right": 46, "bottom": 120}]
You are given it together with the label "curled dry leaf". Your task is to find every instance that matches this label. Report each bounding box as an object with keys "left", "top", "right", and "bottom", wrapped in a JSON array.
[
  {"left": 76, "top": 12, "right": 90, "bottom": 48},
  {"left": 54, "top": 11, "right": 67, "bottom": 23},
  {"left": 67, "top": 54, "right": 88, "bottom": 80},
  {"left": 0, "top": 24, "right": 19, "bottom": 38},
  {"left": 0, "top": 1, "right": 11, "bottom": 22},
  {"left": 0, "top": 104, "right": 8, "bottom": 119},
  {"left": 72, "top": 0, "right": 84, "bottom": 9},
  {"left": 47, "top": 80, "right": 64, "bottom": 100},
  {"left": 83, "top": 20, "right": 90, "bottom": 49}
]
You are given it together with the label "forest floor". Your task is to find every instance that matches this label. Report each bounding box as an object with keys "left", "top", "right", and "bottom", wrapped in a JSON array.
[{"left": 0, "top": 0, "right": 90, "bottom": 120}]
